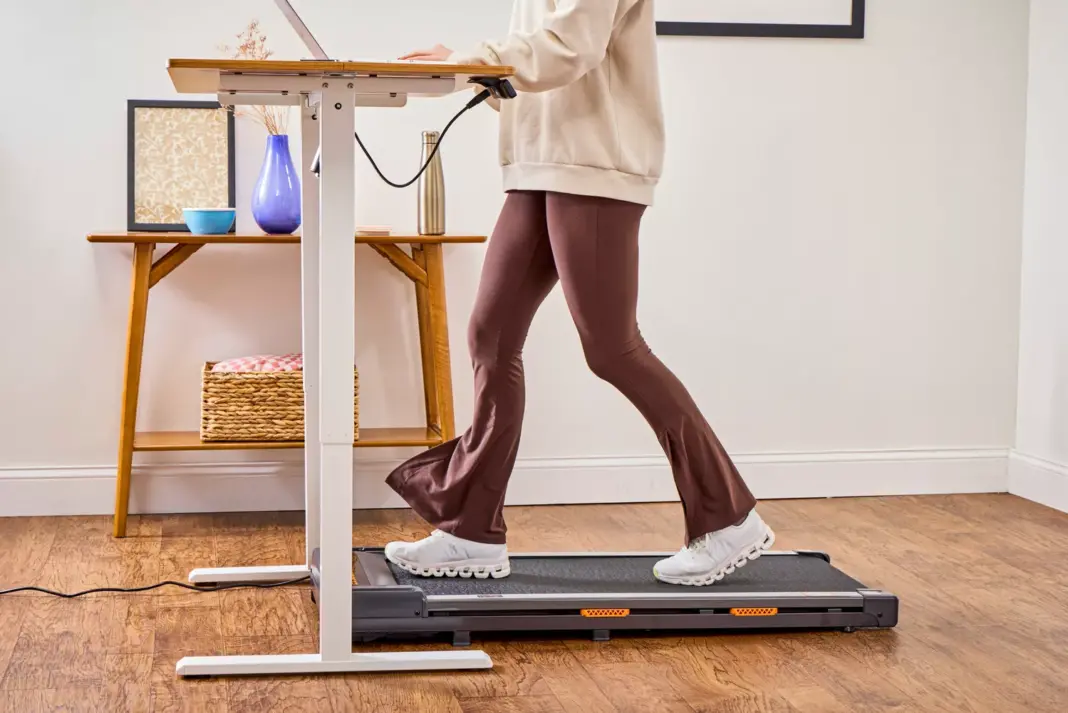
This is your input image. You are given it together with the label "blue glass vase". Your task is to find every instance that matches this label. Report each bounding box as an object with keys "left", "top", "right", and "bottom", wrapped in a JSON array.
[{"left": 252, "top": 134, "right": 301, "bottom": 234}]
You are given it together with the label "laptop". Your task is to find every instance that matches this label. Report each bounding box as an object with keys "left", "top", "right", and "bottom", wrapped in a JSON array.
[
  {"left": 272, "top": 0, "right": 478, "bottom": 176},
  {"left": 273, "top": 0, "right": 455, "bottom": 65},
  {"left": 273, "top": 0, "right": 332, "bottom": 60}
]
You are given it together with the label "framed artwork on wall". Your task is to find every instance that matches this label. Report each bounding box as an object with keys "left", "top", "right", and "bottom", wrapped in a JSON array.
[
  {"left": 127, "top": 99, "right": 236, "bottom": 232},
  {"left": 656, "top": 0, "right": 865, "bottom": 39}
]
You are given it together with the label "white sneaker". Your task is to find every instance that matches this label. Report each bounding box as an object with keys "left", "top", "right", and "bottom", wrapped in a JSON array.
[
  {"left": 653, "top": 510, "right": 775, "bottom": 586},
  {"left": 384, "top": 530, "right": 510, "bottom": 579}
]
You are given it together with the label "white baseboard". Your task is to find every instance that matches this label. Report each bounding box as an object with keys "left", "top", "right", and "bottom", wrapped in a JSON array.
[
  {"left": 1008, "top": 450, "right": 1068, "bottom": 513},
  {"left": 0, "top": 448, "right": 1008, "bottom": 518}
]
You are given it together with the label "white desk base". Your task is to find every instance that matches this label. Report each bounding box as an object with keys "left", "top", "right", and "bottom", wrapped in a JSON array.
[
  {"left": 177, "top": 651, "right": 493, "bottom": 677},
  {"left": 175, "top": 72, "right": 493, "bottom": 677},
  {"left": 187, "top": 564, "right": 311, "bottom": 585}
]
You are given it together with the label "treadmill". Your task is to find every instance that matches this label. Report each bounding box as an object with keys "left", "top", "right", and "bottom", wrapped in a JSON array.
[{"left": 311, "top": 548, "right": 898, "bottom": 646}]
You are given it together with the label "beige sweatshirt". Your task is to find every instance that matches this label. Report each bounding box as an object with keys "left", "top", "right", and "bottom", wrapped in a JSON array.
[{"left": 450, "top": 0, "right": 665, "bottom": 206}]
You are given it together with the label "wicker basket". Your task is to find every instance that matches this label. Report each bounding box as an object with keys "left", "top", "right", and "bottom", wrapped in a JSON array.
[{"left": 200, "top": 362, "right": 359, "bottom": 442}]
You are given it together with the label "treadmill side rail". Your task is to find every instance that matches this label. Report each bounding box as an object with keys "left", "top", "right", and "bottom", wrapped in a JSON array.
[
  {"left": 793, "top": 550, "right": 832, "bottom": 563},
  {"left": 355, "top": 586, "right": 427, "bottom": 619},
  {"left": 424, "top": 592, "right": 865, "bottom": 613},
  {"left": 350, "top": 610, "right": 894, "bottom": 641},
  {"left": 355, "top": 550, "right": 401, "bottom": 587},
  {"left": 859, "top": 589, "right": 899, "bottom": 628}
]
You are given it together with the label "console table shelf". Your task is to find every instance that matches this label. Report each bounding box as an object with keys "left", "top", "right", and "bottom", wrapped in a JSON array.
[
  {"left": 87, "top": 232, "right": 486, "bottom": 245},
  {"left": 89, "top": 231, "right": 484, "bottom": 536},
  {"left": 133, "top": 427, "right": 444, "bottom": 452}
]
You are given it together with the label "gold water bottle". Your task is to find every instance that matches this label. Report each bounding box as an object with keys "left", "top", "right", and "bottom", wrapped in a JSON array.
[{"left": 418, "top": 131, "right": 445, "bottom": 236}]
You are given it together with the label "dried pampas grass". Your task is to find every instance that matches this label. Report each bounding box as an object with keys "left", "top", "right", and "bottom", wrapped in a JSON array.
[{"left": 220, "top": 20, "right": 290, "bottom": 135}]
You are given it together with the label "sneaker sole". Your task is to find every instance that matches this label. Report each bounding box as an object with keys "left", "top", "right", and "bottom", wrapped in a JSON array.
[
  {"left": 653, "top": 526, "right": 776, "bottom": 587},
  {"left": 385, "top": 553, "right": 511, "bottom": 580}
]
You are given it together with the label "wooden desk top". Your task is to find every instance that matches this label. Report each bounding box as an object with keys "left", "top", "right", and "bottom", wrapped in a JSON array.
[
  {"left": 168, "top": 58, "right": 513, "bottom": 94},
  {"left": 87, "top": 232, "right": 486, "bottom": 245}
]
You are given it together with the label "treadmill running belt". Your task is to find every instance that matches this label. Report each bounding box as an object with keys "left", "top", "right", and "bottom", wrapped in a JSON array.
[{"left": 387, "top": 554, "right": 865, "bottom": 596}]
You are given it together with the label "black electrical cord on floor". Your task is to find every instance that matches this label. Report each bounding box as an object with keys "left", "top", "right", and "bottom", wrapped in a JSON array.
[
  {"left": 353, "top": 88, "right": 492, "bottom": 189},
  {"left": 0, "top": 576, "right": 311, "bottom": 599}
]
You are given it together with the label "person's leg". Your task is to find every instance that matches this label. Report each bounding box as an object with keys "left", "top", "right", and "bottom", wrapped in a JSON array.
[
  {"left": 544, "top": 192, "right": 771, "bottom": 585},
  {"left": 383, "top": 191, "right": 559, "bottom": 577}
]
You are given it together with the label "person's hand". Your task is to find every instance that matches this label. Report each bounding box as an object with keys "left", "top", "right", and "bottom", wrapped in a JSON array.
[{"left": 399, "top": 44, "right": 454, "bottom": 62}]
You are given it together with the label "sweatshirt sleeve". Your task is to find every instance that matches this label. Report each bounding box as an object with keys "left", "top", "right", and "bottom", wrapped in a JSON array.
[{"left": 449, "top": 0, "right": 632, "bottom": 93}]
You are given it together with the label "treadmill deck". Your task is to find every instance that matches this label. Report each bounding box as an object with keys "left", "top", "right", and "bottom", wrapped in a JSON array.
[{"left": 387, "top": 552, "right": 866, "bottom": 596}]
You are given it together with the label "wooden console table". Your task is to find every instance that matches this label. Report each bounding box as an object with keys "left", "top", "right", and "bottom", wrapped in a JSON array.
[{"left": 88, "top": 231, "right": 485, "bottom": 537}]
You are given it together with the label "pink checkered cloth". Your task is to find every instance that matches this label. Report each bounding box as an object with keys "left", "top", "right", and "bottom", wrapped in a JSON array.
[{"left": 211, "top": 354, "right": 304, "bottom": 372}]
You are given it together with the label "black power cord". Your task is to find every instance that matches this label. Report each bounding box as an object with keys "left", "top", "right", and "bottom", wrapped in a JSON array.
[
  {"left": 0, "top": 576, "right": 310, "bottom": 599},
  {"left": 313, "top": 77, "right": 517, "bottom": 188},
  {"left": 355, "top": 88, "right": 491, "bottom": 189}
]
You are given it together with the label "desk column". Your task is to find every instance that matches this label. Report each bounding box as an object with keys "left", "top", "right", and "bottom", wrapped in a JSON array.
[{"left": 316, "top": 83, "right": 356, "bottom": 660}]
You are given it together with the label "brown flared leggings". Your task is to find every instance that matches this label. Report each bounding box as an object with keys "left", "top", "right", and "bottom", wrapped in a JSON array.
[{"left": 386, "top": 190, "right": 756, "bottom": 544}]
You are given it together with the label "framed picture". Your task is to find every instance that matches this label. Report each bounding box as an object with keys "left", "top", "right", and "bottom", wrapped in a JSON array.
[
  {"left": 656, "top": 0, "right": 865, "bottom": 39},
  {"left": 127, "top": 99, "right": 236, "bottom": 232}
]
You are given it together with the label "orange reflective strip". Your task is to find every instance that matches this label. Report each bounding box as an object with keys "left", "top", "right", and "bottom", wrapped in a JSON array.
[
  {"left": 730, "top": 607, "right": 779, "bottom": 617},
  {"left": 580, "top": 608, "right": 631, "bottom": 618}
]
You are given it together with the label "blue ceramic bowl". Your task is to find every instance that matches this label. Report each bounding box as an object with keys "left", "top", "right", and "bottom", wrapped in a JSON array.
[{"left": 183, "top": 208, "right": 236, "bottom": 235}]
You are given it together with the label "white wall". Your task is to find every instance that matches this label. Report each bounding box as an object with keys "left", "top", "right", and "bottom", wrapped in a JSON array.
[
  {"left": 0, "top": 0, "right": 1029, "bottom": 515},
  {"left": 1010, "top": 0, "right": 1068, "bottom": 512}
]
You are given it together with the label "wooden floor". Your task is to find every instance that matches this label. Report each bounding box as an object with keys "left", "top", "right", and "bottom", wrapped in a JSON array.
[{"left": 1, "top": 494, "right": 1067, "bottom": 712}]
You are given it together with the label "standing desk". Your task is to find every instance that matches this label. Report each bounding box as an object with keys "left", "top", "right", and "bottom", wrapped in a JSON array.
[{"left": 165, "top": 58, "right": 513, "bottom": 677}]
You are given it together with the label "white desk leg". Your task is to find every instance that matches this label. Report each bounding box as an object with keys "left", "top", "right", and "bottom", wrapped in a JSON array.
[
  {"left": 186, "top": 564, "right": 310, "bottom": 585},
  {"left": 178, "top": 83, "right": 492, "bottom": 676},
  {"left": 316, "top": 84, "right": 358, "bottom": 660}
]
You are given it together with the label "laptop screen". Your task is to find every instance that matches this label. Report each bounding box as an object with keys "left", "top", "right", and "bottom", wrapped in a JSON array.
[{"left": 273, "top": 0, "right": 330, "bottom": 60}]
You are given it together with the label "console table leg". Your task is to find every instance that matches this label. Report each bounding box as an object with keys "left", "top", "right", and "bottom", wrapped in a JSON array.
[
  {"left": 422, "top": 243, "right": 455, "bottom": 441},
  {"left": 412, "top": 246, "right": 441, "bottom": 437},
  {"left": 113, "top": 243, "right": 154, "bottom": 537}
]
